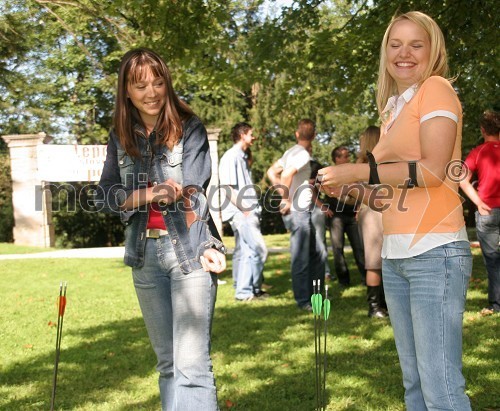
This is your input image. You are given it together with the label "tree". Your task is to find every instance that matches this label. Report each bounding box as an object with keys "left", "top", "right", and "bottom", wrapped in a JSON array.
[{"left": 0, "top": 0, "right": 497, "bottom": 241}]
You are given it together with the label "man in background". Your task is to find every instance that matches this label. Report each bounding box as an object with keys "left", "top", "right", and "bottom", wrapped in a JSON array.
[
  {"left": 267, "top": 119, "right": 325, "bottom": 310},
  {"left": 460, "top": 110, "right": 500, "bottom": 315},
  {"left": 326, "top": 146, "right": 366, "bottom": 287},
  {"left": 219, "top": 122, "right": 268, "bottom": 301}
]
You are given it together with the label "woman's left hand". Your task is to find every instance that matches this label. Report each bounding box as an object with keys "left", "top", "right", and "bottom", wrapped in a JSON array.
[
  {"left": 317, "top": 164, "right": 362, "bottom": 193},
  {"left": 200, "top": 249, "right": 227, "bottom": 274}
]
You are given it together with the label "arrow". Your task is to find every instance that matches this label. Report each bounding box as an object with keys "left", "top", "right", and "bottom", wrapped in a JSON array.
[
  {"left": 312, "top": 279, "right": 325, "bottom": 410},
  {"left": 322, "top": 285, "right": 331, "bottom": 410},
  {"left": 51, "top": 281, "right": 67, "bottom": 411}
]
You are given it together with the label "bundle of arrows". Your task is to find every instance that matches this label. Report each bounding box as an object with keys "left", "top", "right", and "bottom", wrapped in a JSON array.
[
  {"left": 50, "top": 281, "right": 67, "bottom": 411},
  {"left": 311, "top": 280, "right": 331, "bottom": 411}
]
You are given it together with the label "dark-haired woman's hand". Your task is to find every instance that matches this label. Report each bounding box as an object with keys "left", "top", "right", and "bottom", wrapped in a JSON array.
[
  {"left": 201, "top": 249, "right": 227, "bottom": 274},
  {"left": 152, "top": 178, "right": 182, "bottom": 205}
]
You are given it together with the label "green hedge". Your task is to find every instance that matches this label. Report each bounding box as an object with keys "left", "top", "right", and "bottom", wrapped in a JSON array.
[{"left": 0, "top": 152, "right": 14, "bottom": 243}]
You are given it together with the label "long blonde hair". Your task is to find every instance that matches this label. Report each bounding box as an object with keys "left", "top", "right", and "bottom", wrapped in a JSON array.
[
  {"left": 376, "top": 11, "right": 449, "bottom": 117},
  {"left": 357, "top": 126, "right": 381, "bottom": 164}
]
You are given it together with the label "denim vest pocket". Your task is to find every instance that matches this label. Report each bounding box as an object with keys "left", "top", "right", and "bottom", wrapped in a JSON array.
[
  {"left": 158, "top": 142, "right": 184, "bottom": 185},
  {"left": 117, "top": 150, "right": 135, "bottom": 187}
]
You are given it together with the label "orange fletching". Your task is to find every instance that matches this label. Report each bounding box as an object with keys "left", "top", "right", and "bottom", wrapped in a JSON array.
[{"left": 58, "top": 296, "right": 67, "bottom": 316}]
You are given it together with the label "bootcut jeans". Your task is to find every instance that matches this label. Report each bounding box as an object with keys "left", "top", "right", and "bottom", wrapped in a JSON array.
[
  {"left": 132, "top": 236, "right": 219, "bottom": 411},
  {"left": 283, "top": 210, "right": 325, "bottom": 307},
  {"left": 329, "top": 213, "right": 366, "bottom": 285},
  {"left": 382, "top": 241, "right": 472, "bottom": 411},
  {"left": 475, "top": 208, "right": 500, "bottom": 311},
  {"left": 230, "top": 211, "right": 268, "bottom": 299}
]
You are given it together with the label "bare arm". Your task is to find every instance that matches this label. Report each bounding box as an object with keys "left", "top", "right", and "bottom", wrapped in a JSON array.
[
  {"left": 220, "top": 184, "right": 251, "bottom": 216},
  {"left": 459, "top": 171, "right": 491, "bottom": 215},
  {"left": 278, "top": 166, "right": 297, "bottom": 214},
  {"left": 267, "top": 161, "right": 283, "bottom": 187}
]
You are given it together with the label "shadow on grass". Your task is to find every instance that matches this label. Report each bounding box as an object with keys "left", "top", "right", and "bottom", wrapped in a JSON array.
[
  {"left": 211, "top": 253, "right": 404, "bottom": 410},
  {"left": 212, "top": 251, "right": 499, "bottom": 410},
  {"left": 1, "top": 316, "right": 159, "bottom": 410},
  {"left": 1, "top": 251, "right": 497, "bottom": 410}
]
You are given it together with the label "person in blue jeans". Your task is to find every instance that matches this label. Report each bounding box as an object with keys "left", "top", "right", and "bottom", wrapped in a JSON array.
[
  {"left": 219, "top": 123, "right": 268, "bottom": 301},
  {"left": 326, "top": 146, "right": 366, "bottom": 287},
  {"left": 319, "top": 12, "right": 473, "bottom": 410},
  {"left": 97, "top": 48, "right": 226, "bottom": 411},
  {"left": 310, "top": 159, "right": 335, "bottom": 281},
  {"left": 267, "top": 119, "right": 325, "bottom": 310},
  {"left": 460, "top": 110, "right": 500, "bottom": 315}
]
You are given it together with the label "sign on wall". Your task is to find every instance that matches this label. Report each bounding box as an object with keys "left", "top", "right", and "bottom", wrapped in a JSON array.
[{"left": 37, "top": 145, "right": 107, "bottom": 182}]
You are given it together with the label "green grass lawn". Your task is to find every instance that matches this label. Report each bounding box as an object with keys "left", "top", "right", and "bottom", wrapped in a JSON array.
[
  {"left": 0, "top": 243, "right": 57, "bottom": 255},
  {"left": 0, "top": 239, "right": 498, "bottom": 410}
]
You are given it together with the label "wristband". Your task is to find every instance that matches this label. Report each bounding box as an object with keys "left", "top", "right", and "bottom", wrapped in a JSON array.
[
  {"left": 407, "top": 161, "right": 419, "bottom": 188},
  {"left": 366, "top": 151, "right": 380, "bottom": 185}
]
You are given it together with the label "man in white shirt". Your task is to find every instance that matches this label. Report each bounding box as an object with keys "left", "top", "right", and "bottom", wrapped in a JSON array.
[
  {"left": 219, "top": 122, "right": 268, "bottom": 301},
  {"left": 267, "top": 119, "right": 325, "bottom": 310}
]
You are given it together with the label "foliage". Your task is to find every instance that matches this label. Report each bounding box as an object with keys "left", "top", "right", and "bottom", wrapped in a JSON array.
[
  {"left": 0, "top": 245, "right": 498, "bottom": 409},
  {"left": 0, "top": 152, "right": 14, "bottom": 242},
  {"left": 49, "top": 182, "right": 124, "bottom": 248},
  {"left": 0, "top": 0, "right": 498, "bottom": 240}
]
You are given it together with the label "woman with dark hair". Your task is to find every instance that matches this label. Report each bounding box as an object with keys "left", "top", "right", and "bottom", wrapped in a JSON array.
[{"left": 97, "top": 48, "right": 226, "bottom": 410}]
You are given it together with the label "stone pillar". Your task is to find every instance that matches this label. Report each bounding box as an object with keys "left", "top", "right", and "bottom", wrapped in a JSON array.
[
  {"left": 2, "top": 133, "right": 54, "bottom": 247},
  {"left": 207, "top": 128, "right": 222, "bottom": 237}
]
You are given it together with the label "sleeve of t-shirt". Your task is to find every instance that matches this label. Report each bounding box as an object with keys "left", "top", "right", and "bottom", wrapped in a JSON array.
[
  {"left": 218, "top": 152, "right": 238, "bottom": 186},
  {"left": 418, "top": 76, "right": 461, "bottom": 124},
  {"left": 464, "top": 147, "right": 479, "bottom": 174},
  {"left": 287, "top": 148, "right": 310, "bottom": 172}
]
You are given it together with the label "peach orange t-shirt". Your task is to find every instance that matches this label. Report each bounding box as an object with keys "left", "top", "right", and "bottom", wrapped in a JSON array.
[{"left": 372, "top": 76, "right": 468, "bottom": 258}]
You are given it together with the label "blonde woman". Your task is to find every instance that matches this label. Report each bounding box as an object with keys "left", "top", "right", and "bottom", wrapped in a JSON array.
[{"left": 318, "top": 12, "right": 472, "bottom": 410}]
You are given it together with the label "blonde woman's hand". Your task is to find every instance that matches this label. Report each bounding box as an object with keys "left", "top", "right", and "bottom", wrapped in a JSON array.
[
  {"left": 200, "top": 249, "right": 227, "bottom": 274},
  {"left": 317, "top": 164, "right": 365, "bottom": 193}
]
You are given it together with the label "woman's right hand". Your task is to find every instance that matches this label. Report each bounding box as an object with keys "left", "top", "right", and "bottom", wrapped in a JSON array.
[{"left": 200, "top": 249, "right": 227, "bottom": 274}]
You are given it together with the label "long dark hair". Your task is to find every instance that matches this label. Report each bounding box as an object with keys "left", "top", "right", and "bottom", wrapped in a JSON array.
[{"left": 114, "top": 48, "right": 194, "bottom": 158}]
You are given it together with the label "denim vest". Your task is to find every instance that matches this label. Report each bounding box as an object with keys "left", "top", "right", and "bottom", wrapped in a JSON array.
[{"left": 96, "top": 116, "right": 225, "bottom": 272}]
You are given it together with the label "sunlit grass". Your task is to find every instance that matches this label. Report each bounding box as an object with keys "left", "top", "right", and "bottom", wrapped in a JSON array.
[{"left": 0, "top": 241, "right": 498, "bottom": 410}]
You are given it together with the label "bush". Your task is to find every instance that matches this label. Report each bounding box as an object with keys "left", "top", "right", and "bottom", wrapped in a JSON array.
[
  {"left": 0, "top": 152, "right": 14, "bottom": 242},
  {"left": 49, "top": 182, "right": 124, "bottom": 248}
]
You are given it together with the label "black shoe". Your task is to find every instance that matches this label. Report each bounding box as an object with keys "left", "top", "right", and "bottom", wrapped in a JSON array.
[
  {"left": 367, "top": 285, "right": 388, "bottom": 318},
  {"left": 368, "top": 307, "right": 388, "bottom": 318}
]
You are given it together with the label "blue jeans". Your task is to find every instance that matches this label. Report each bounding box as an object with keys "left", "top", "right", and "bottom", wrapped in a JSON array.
[
  {"left": 475, "top": 208, "right": 500, "bottom": 310},
  {"left": 230, "top": 212, "right": 268, "bottom": 299},
  {"left": 132, "top": 237, "right": 219, "bottom": 411},
  {"left": 329, "top": 213, "right": 366, "bottom": 285},
  {"left": 382, "top": 241, "right": 472, "bottom": 411},
  {"left": 283, "top": 210, "right": 325, "bottom": 307},
  {"left": 311, "top": 206, "right": 331, "bottom": 276}
]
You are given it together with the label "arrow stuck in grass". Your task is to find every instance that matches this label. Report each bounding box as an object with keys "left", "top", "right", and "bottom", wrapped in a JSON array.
[
  {"left": 50, "top": 281, "right": 67, "bottom": 411},
  {"left": 312, "top": 280, "right": 331, "bottom": 410}
]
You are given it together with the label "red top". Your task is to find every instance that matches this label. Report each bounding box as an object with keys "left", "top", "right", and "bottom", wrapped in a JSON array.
[
  {"left": 464, "top": 140, "right": 500, "bottom": 208},
  {"left": 147, "top": 182, "right": 167, "bottom": 230}
]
